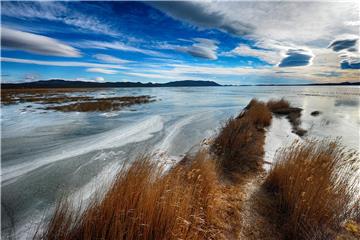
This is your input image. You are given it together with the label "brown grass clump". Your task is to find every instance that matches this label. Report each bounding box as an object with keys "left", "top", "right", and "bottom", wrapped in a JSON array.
[
  {"left": 212, "top": 99, "right": 272, "bottom": 176},
  {"left": 45, "top": 96, "right": 154, "bottom": 112},
  {"left": 1, "top": 88, "right": 96, "bottom": 105},
  {"left": 1, "top": 89, "right": 155, "bottom": 112},
  {"left": 244, "top": 99, "right": 273, "bottom": 128},
  {"left": 266, "top": 98, "right": 307, "bottom": 136},
  {"left": 37, "top": 152, "right": 238, "bottom": 240},
  {"left": 39, "top": 98, "right": 359, "bottom": 240},
  {"left": 212, "top": 117, "right": 264, "bottom": 175},
  {"left": 266, "top": 98, "right": 290, "bottom": 112},
  {"left": 266, "top": 139, "right": 360, "bottom": 240}
]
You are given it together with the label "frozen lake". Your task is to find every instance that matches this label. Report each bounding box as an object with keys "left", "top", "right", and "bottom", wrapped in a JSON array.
[{"left": 1, "top": 86, "right": 359, "bottom": 239}]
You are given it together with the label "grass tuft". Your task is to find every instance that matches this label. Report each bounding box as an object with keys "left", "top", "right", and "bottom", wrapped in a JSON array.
[
  {"left": 266, "top": 139, "right": 360, "bottom": 239},
  {"left": 266, "top": 98, "right": 307, "bottom": 136},
  {"left": 1, "top": 89, "right": 154, "bottom": 112},
  {"left": 244, "top": 99, "right": 273, "bottom": 128},
  {"left": 212, "top": 99, "right": 272, "bottom": 176},
  {"left": 266, "top": 98, "right": 290, "bottom": 112},
  {"left": 45, "top": 96, "right": 154, "bottom": 112},
  {"left": 36, "top": 152, "right": 238, "bottom": 240}
]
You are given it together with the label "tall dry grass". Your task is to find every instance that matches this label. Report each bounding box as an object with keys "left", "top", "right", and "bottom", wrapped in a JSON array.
[
  {"left": 266, "top": 98, "right": 290, "bottom": 112},
  {"left": 36, "top": 152, "right": 237, "bottom": 240},
  {"left": 37, "top": 98, "right": 359, "bottom": 240},
  {"left": 212, "top": 99, "right": 272, "bottom": 175},
  {"left": 244, "top": 99, "right": 272, "bottom": 128},
  {"left": 266, "top": 139, "right": 360, "bottom": 240},
  {"left": 267, "top": 98, "right": 307, "bottom": 136}
]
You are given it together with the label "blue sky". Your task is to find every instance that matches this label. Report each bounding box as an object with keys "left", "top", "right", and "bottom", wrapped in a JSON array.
[{"left": 1, "top": 1, "right": 359, "bottom": 84}]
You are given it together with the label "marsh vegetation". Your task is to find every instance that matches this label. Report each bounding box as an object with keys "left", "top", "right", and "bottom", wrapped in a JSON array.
[
  {"left": 35, "top": 99, "right": 360, "bottom": 240},
  {"left": 267, "top": 98, "right": 307, "bottom": 136},
  {"left": 1, "top": 88, "right": 155, "bottom": 112}
]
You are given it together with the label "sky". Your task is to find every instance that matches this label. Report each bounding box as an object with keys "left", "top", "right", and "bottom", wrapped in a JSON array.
[{"left": 1, "top": 1, "right": 359, "bottom": 85}]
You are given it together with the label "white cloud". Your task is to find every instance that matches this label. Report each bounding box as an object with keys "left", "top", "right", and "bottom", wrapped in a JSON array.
[
  {"left": 125, "top": 72, "right": 187, "bottom": 80},
  {"left": 86, "top": 68, "right": 119, "bottom": 74},
  {"left": 327, "top": 34, "right": 360, "bottom": 69},
  {"left": 160, "top": 63, "right": 271, "bottom": 77},
  {"left": 159, "top": 38, "right": 219, "bottom": 60},
  {"left": 150, "top": 2, "right": 252, "bottom": 36},
  {"left": 125, "top": 63, "right": 271, "bottom": 82},
  {"left": 1, "top": 57, "right": 126, "bottom": 69},
  {"left": 77, "top": 41, "right": 169, "bottom": 58},
  {"left": 95, "top": 77, "right": 105, "bottom": 82},
  {"left": 222, "top": 44, "right": 281, "bottom": 64},
  {"left": 152, "top": 1, "right": 359, "bottom": 72},
  {"left": 2, "top": 1, "right": 119, "bottom": 36},
  {"left": 222, "top": 40, "right": 315, "bottom": 67},
  {"left": 23, "top": 73, "right": 41, "bottom": 82},
  {"left": 93, "top": 54, "right": 132, "bottom": 64},
  {"left": 181, "top": 38, "right": 218, "bottom": 60},
  {"left": 1, "top": 27, "right": 81, "bottom": 57},
  {"left": 126, "top": 59, "right": 359, "bottom": 84},
  {"left": 74, "top": 77, "right": 105, "bottom": 82},
  {"left": 151, "top": 2, "right": 359, "bottom": 46}
]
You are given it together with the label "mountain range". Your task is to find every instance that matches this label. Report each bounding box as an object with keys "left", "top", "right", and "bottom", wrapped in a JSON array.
[
  {"left": 1, "top": 80, "right": 221, "bottom": 89},
  {"left": 1, "top": 79, "right": 359, "bottom": 89}
]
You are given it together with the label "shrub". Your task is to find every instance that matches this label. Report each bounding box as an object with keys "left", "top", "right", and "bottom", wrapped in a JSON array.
[{"left": 266, "top": 139, "right": 360, "bottom": 240}]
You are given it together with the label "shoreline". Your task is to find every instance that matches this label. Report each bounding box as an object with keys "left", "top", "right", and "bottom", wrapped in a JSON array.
[{"left": 1, "top": 79, "right": 359, "bottom": 90}]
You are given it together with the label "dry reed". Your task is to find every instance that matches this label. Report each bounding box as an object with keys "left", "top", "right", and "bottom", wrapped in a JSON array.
[
  {"left": 266, "top": 139, "right": 360, "bottom": 240},
  {"left": 212, "top": 99, "right": 272, "bottom": 175},
  {"left": 266, "top": 98, "right": 290, "bottom": 112},
  {"left": 45, "top": 96, "right": 154, "bottom": 112},
  {"left": 37, "top": 98, "right": 359, "bottom": 240},
  {"left": 36, "top": 152, "right": 237, "bottom": 240},
  {"left": 266, "top": 98, "right": 307, "bottom": 136}
]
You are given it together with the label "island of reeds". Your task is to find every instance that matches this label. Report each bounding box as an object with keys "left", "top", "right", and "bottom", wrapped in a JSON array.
[
  {"left": 34, "top": 99, "right": 360, "bottom": 240},
  {"left": 1, "top": 88, "right": 155, "bottom": 112}
]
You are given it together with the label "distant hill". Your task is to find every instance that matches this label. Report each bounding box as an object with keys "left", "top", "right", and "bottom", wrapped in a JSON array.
[
  {"left": 1, "top": 79, "right": 221, "bottom": 89},
  {"left": 307, "top": 81, "right": 360, "bottom": 86},
  {"left": 236, "top": 82, "right": 360, "bottom": 87},
  {"left": 2, "top": 79, "right": 358, "bottom": 89},
  {"left": 162, "top": 80, "right": 220, "bottom": 87}
]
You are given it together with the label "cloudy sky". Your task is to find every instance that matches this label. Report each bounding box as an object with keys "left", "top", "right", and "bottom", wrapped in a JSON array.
[{"left": 1, "top": 1, "right": 359, "bottom": 84}]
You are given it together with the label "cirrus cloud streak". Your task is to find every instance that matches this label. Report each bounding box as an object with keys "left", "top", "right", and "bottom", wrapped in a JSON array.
[{"left": 86, "top": 68, "right": 119, "bottom": 74}]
